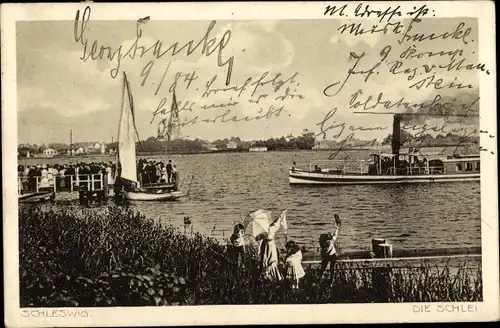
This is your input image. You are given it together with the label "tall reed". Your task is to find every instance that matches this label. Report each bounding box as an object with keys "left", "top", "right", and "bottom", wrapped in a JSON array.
[{"left": 19, "top": 204, "right": 482, "bottom": 306}]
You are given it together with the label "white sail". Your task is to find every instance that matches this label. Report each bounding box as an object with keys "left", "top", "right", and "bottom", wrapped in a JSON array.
[{"left": 117, "top": 72, "right": 139, "bottom": 184}]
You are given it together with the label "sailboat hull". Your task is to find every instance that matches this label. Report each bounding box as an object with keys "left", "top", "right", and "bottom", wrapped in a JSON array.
[{"left": 123, "top": 190, "right": 183, "bottom": 201}]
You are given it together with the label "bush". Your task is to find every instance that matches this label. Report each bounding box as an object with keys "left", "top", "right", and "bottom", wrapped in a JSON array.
[{"left": 19, "top": 204, "right": 482, "bottom": 306}]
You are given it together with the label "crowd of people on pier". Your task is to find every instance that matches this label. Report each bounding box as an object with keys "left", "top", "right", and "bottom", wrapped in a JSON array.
[
  {"left": 228, "top": 212, "right": 342, "bottom": 289},
  {"left": 17, "top": 158, "right": 179, "bottom": 192},
  {"left": 17, "top": 162, "right": 116, "bottom": 191}
]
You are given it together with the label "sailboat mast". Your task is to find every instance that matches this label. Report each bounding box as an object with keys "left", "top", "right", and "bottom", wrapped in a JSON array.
[
  {"left": 116, "top": 72, "right": 126, "bottom": 177},
  {"left": 166, "top": 107, "right": 173, "bottom": 155},
  {"left": 165, "top": 90, "right": 179, "bottom": 157}
]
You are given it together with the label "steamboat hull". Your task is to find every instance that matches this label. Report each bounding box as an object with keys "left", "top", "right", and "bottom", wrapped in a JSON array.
[{"left": 289, "top": 170, "right": 480, "bottom": 185}]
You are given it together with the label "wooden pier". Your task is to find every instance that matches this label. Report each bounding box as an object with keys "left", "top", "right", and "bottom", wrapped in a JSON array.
[{"left": 18, "top": 173, "right": 113, "bottom": 203}]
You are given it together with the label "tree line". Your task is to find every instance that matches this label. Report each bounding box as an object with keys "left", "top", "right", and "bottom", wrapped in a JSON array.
[
  {"left": 18, "top": 132, "right": 317, "bottom": 156},
  {"left": 130, "top": 131, "right": 316, "bottom": 153},
  {"left": 381, "top": 131, "right": 479, "bottom": 147}
]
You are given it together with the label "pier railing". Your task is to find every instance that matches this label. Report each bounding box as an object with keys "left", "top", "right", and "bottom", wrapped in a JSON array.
[{"left": 18, "top": 173, "right": 112, "bottom": 194}]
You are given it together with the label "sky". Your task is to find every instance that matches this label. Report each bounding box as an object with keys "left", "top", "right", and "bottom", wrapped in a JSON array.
[{"left": 17, "top": 16, "right": 479, "bottom": 144}]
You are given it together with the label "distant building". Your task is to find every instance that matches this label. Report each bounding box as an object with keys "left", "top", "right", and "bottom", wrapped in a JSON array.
[
  {"left": 227, "top": 141, "right": 238, "bottom": 149},
  {"left": 59, "top": 149, "right": 71, "bottom": 156},
  {"left": 76, "top": 146, "right": 85, "bottom": 154},
  {"left": 86, "top": 142, "right": 101, "bottom": 153},
  {"left": 249, "top": 146, "right": 268, "bottom": 152},
  {"left": 203, "top": 142, "right": 218, "bottom": 151},
  {"left": 42, "top": 148, "right": 58, "bottom": 157},
  {"left": 313, "top": 140, "right": 338, "bottom": 150}
]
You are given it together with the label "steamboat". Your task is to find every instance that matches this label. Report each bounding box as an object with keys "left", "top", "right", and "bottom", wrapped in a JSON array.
[{"left": 289, "top": 114, "right": 480, "bottom": 185}]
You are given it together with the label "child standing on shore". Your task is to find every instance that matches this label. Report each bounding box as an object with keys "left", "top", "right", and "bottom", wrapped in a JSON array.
[
  {"left": 284, "top": 240, "right": 305, "bottom": 289},
  {"left": 229, "top": 224, "right": 246, "bottom": 279}
]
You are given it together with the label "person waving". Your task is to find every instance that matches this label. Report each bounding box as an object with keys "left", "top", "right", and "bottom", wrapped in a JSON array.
[{"left": 319, "top": 214, "right": 342, "bottom": 286}]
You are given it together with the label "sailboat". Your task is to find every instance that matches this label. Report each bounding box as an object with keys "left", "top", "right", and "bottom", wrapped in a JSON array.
[{"left": 115, "top": 72, "right": 183, "bottom": 201}]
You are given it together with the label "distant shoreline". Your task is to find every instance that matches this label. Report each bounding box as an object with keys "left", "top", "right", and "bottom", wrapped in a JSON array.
[{"left": 18, "top": 144, "right": 479, "bottom": 161}]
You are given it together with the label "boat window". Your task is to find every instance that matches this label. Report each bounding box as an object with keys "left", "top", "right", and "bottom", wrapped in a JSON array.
[
  {"left": 456, "top": 163, "right": 463, "bottom": 171},
  {"left": 476, "top": 162, "right": 480, "bottom": 171},
  {"left": 465, "top": 162, "right": 473, "bottom": 171}
]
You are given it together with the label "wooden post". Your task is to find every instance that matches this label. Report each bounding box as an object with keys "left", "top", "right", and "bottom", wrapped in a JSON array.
[
  {"left": 379, "top": 156, "right": 382, "bottom": 175},
  {"left": 70, "top": 175, "right": 73, "bottom": 192},
  {"left": 373, "top": 239, "right": 393, "bottom": 259},
  {"left": 36, "top": 177, "right": 39, "bottom": 193},
  {"left": 103, "top": 173, "right": 109, "bottom": 197},
  {"left": 379, "top": 243, "right": 393, "bottom": 258},
  {"left": 372, "top": 238, "right": 386, "bottom": 256},
  {"left": 90, "top": 174, "right": 94, "bottom": 191}
]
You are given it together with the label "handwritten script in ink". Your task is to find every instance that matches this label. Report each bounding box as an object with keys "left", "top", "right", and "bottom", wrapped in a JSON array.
[
  {"left": 73, "top": 6, "right": 306, "bottom": 138},
  {"left": 74, "top": 6, "right": 234, "bottom": 85},
  {"left": 318, "top": 3, "right": 492, "bottom": 159}
]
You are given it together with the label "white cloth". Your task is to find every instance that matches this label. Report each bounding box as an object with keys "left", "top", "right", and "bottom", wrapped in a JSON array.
[
  {"left": 39, "top": 176, "right": 50, "bottom": 188},
  {"left": 286, "top": 250, "right": 305, "bottom": 280}
]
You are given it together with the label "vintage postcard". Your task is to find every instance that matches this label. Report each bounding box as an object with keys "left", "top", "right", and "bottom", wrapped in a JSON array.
[{"left": 2, "top": 1, "right": 498, "bottom": 326}]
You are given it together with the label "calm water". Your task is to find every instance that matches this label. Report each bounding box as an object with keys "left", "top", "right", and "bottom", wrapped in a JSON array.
[{"left": 20, "top": 150, "right": 481, "bottom": 251}]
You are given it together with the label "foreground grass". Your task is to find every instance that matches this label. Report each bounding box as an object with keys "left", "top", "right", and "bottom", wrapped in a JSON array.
[{"left": 19, "top": 205, "right": 482, "bottom": 306}]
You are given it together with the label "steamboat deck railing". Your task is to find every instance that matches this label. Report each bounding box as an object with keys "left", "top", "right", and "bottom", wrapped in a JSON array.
[{"left": 293, "top": 160, "right": 473, "bottom": 176}]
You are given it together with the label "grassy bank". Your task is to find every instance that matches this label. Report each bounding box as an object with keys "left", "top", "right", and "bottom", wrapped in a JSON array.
[{"left": 19, "top": 205, "right": 482, "bottom": 306}]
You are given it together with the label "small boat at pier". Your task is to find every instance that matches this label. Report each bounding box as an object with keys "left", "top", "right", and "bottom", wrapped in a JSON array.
[
  {"left": 289, "top": 115, "right": 480, "bottom": 185},
  {"left": 18, "top": 191, "right": 55, "bottom": 203},
  {"left": 114, "top": 72, "right": 183, "bottom": 201}
]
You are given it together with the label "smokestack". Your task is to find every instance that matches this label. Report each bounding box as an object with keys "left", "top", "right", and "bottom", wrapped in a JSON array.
[{"left": 391, "top": 114, "right": 402, "bottom": 155}]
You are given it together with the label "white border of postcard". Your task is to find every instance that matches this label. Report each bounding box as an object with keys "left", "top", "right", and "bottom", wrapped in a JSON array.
[{"left": 2, "top": 1, "right": 498, "bottom": 326}]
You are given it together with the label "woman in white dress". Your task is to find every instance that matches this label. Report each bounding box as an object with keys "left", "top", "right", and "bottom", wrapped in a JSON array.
[
  {"left": 106, "top": 166, "right": 114, "bottom": 185},
  {"left": 59, "top": 167, "right": 66, "bottom": 188},
  {"left": 160, "top": 164, "right": 167, "bottom": 183},
  {"left": 256, "top": 213, "right": 285, "bottom": 283},
  {"left": 39, "top": 165, "right": 50, "bottom": 189}
]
